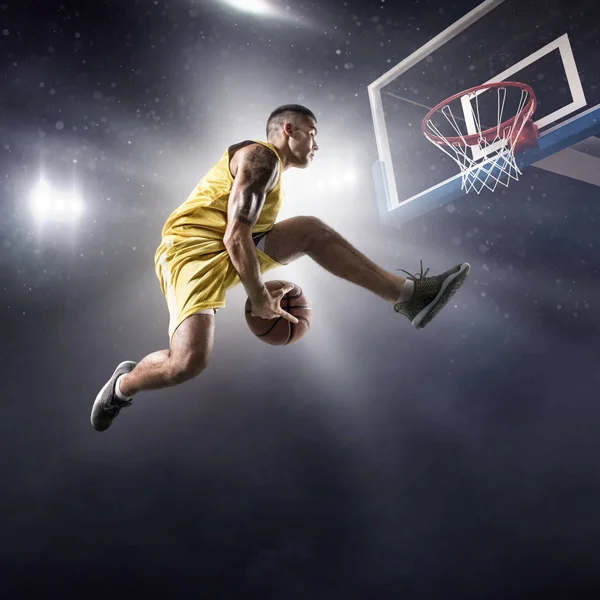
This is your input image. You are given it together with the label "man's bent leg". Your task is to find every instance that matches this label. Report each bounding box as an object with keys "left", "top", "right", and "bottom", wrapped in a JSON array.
[
  {"left": 90, "top": 313, "right": 214, "bottom": 431},
  {"left": 263, "top": 216, "right": 405, "bottom": 303},
  {"left": 262, "top": 216, "right": 469, "bottom": 329},
  {"left": 119, "top": 312, "right": 215, "bottom": 397}
]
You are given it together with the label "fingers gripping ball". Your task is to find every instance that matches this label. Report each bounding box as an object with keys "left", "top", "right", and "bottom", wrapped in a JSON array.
[{"left": 245, "top": 280, "right": 312, "bottom": 346}]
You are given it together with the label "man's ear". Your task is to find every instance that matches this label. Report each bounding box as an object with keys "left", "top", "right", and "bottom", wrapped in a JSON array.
[{"left": 283, "top": 122, "right": 294, "bottom": 138}]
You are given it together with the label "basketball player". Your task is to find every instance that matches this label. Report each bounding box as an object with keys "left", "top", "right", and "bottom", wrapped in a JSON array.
[{"left": 91, "top": 105, "right": 470, "bottom": 431}]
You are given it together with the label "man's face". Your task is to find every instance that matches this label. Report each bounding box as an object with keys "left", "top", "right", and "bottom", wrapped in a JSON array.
[{"left": 287, "top": 116, "right": 319, "bottom": 168}]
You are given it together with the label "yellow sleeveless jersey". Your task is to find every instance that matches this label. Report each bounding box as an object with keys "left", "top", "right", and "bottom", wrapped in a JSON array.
[
  {"left": 157, "top": 140, "right": 284, "bottom": 248},
  {"left": 154, "top": 140, "right": 286, "bottom": 339}
]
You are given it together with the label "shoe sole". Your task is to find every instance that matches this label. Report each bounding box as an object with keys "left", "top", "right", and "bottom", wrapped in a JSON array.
[
  {"left": 90, "top": 361, "right": 137, "bottom": 432},
  {"left": 413, "top": 263, "right": 470, "bottom": 329}
]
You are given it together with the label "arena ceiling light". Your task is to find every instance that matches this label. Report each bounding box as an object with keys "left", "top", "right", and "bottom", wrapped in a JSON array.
[
  {"left": 222, "top": 0, "right": 273, "bottom": 15},
  {"left": 30, "top": 179, "right": 85, "bottom": 223}
]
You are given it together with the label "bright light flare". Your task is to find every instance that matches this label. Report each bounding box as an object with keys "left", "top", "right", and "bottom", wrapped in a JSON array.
[
  {"left": 343, "top": 171, "right": 357, "bottom": 184},
  {"left": 223, "top": 0, "right": 273, "bottom": 15},
  {"left": 68, "top": 193, "right": 85, "bottom": 217},
  {"left": 329, "top": 170, "right": 355, "bottom": 189},
  {"left": 31, "top": 180, "right": 52, "bottom": 219},
  {"left": 30, "top": 179, "right": 85, "bottom": 223}
]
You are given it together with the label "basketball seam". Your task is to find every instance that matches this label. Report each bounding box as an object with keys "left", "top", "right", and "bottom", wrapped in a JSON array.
[
  {"left": 256, "top": 317, "right": 282, "bottom": 337},
  {"left": 246, "top": 281, "right": 308, "bottom": 345}
]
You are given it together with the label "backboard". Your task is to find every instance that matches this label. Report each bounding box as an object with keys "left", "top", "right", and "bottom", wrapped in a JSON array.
[{"left": 369, "top": 0, "right": 600, "bottom": 228}]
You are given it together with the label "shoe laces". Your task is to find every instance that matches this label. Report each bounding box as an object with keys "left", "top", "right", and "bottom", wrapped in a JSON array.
[
  {"left": 106, "top": 397, "right": 132, "bottom": 414},
  {"left": 397, "top": 259, "right": 430, "bottom": 281}
]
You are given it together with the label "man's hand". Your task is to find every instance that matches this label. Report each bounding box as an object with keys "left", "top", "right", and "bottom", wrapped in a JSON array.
[{"left": 248, "top": 282, "right": 299, "bottom": 323}]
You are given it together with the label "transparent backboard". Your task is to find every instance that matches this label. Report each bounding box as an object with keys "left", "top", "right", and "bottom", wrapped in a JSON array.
[{"left": 369, "top": 0, "right": 600, "bottom": 228}]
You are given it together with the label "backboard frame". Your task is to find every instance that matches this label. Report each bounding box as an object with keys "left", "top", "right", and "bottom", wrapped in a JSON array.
[{"left": 368, "top": 0, "right": 600, "bottom": 228}]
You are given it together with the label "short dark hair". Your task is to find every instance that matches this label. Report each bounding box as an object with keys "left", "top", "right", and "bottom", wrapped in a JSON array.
[{"left": 266, "top": 104, "right": 317, "bottom": 139}]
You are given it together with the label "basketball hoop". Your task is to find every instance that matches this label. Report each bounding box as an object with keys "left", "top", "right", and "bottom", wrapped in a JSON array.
[{"left": 422, "top": 82, "right": 539, "bottom": 194}]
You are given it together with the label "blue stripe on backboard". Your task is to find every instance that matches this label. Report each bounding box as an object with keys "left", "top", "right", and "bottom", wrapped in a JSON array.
[{"left": 375, "top": 105, "right": 600, "bottom": 229}]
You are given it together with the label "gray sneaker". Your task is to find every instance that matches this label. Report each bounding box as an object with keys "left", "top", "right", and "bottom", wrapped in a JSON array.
[
  {"left": 395, "top": 261, "right": 470, "bottom": 329},
  {"left": 91, "top": 361, "right": 137, "bottom": 432}
]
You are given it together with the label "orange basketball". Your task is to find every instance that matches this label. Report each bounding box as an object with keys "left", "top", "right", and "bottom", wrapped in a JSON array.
[{"left": 244, "top": 280, "right": 312, "bottom": 346}]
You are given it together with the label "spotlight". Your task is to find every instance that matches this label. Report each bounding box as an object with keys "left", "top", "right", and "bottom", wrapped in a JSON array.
[
  {"left": 31, "top": 180, "right": 52, "bottom": 219},
  {"left": 343, "top": 171, "right": 356, "bottom": 185},
  {"left": 29, "top": 179, "right": 85, "bottom": 223},
  {"left": 223, "top": 0, "right": 273, "bottom": 15},
  {"left": 68, "top": 193, "right": 85, "bottom": 218}
]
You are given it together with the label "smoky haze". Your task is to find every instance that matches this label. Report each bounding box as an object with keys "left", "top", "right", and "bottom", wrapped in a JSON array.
[{"left": 2, "top": 0, "right": 600, "bottom": 597}]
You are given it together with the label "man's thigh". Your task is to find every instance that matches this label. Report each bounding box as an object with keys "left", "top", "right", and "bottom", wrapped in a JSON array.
[{"left": 262, "top": 216, "right": 319, "bottom": 265}]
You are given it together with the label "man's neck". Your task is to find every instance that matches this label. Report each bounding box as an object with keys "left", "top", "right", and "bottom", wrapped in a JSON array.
[{"left": 268, "top": 138, "right": 293, "bottom": 171}]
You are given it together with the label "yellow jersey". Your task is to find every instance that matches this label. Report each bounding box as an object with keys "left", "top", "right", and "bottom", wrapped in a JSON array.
[{"left": 154, "top": 140, "right": 285, "bottom": 339}]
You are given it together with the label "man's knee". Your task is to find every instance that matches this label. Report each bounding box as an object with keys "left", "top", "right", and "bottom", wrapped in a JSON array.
[
  {"left": 264, "top": 215, "right": 333, "bottom": 264},
  {"left": 297, "top": 216, "right": 334, "bottom": 250},
  {"left": 292, "top": 215, "right": 329, "bottom": 244},
  {"left": 169, "top": 351, "right": 209, "bottom": 383},
  {"left": 296, "top": 215, "right": 325, "bottom": 231}
]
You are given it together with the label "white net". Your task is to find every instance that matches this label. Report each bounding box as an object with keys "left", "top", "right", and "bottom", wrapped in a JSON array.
[{"left": 423, "top": 85, "right": 536, "bottom": 194}]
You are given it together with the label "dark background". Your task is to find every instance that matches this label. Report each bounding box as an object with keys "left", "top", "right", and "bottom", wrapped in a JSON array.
[{"left": 2, "top": 0, "right": 599, "bottom": 597}]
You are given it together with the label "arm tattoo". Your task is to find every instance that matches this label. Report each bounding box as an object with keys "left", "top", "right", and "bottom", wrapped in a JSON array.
[
  {"left": 234, "top": 146, "right": 278, "bottom": 225},
  {"left": 237, "top": 206, "right": 253, "bottom": 225}
]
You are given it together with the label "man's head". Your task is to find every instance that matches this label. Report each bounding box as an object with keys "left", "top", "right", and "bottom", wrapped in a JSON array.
[{"left": 266, "top": 104, "right": 319, "bottom": 170}]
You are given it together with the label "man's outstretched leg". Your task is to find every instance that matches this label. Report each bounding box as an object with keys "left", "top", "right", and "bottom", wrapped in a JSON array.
[
  {"left": 90, "top": 313, "right": 214, "bottom": 431},
  {"left": 263, "top": 216, "right": 470, "bottom": 329}
]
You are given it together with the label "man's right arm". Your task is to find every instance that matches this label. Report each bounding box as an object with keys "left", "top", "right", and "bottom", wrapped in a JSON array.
[
  {"left": 223, "top": 144, "right": 275, "bottom": 301},
  {"left": 223, "top": 145, "right": 297, "bottom": 322}
]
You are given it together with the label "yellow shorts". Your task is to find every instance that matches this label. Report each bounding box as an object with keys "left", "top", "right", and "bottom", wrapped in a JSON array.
[{"left": 155, "top": 233, "right": 284, "bottom": 340}]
